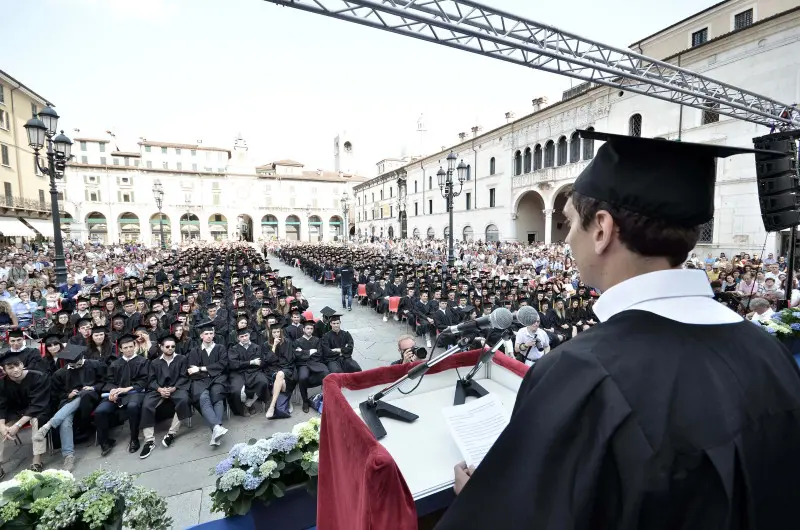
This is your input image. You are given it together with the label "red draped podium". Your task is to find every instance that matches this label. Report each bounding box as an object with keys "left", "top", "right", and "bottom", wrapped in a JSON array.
[{"left": 317, "top": 349, "right": 528, "bottom": 530}]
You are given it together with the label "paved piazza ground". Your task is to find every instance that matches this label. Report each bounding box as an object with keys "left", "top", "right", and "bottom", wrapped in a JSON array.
[{"left": 2, "top": 260, "right": 424, "bottom": 528}]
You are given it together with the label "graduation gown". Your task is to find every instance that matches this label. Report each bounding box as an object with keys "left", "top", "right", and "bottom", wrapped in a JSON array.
[
  {"left": 227, "top": 342, "right": 268, "bottom": 390},
  {"left": 102, "top": 354, "right": 149, "bottom": 406},
  {"left": 292, "top": 335, "right": 328, "bottom": 374},
  {"left": 320, "top": 330, "right": 360, "bottom": 373},
  {"left": 141, "top": 354, "right": 192, "bottom": 428},
  {"left": 434, "top": 310, "right": 800, "bottom": 530},
  {"left": 186, "top": 343, "right": 229, "bottom": 403},
  {"left": 0, "top": 370, "right": 51, "bottom": 424}
]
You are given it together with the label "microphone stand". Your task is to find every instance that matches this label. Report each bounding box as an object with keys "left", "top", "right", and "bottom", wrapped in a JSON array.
[
  {"left": 359, "top": 337, "right": 472, "bottom": 440},
  {"left": 453, "top": 328, "right": 514, "bottom": 406}
]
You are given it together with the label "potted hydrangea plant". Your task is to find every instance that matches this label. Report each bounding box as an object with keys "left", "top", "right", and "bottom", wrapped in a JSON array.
[
  {"left": 0, "top": 468, "right": 171, "bottom": 530},
  {"left": 756, "top": 309, "right": 800, "bottom": 364},
  {"left": 210, "top": 417, "right": 320, "bottom": 518}
]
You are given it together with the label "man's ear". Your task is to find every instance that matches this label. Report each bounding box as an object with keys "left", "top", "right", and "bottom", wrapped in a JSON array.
[{"left": 592, "top": 210, "right": 616, "bottom": 256}]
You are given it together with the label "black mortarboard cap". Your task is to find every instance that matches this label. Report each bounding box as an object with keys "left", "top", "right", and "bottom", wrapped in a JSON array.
[
  {"left": 117, "top": 334, "right": 136, "bottom": 346},
  {"left": 111, "top": 312, "right": 127, "bottom": 321},
  {"left": 158, "top": 334, "right": 178, "bottom": 345},
  {"left": 59, "top": 344, "right": 86, "bottom": 362},
  {"left": 574, "top": 129, "right": 776, "bottom": 226},
  {"left": 43, "top": 333, "right": 63, "bottom": 345},
  {"left": 328, "top": 313, "right": 342, "bottom": 322},
  {"left": 56, "top": 308, "right": 72, "bottom": 316},
  {"left": 91, "top": 325, "right": 107, "bottom": 334},
  {"left": 196, "top": 320, "right": 216, "bottom": 332},
  {"left": 320, "top": 306, "right": 336, "bottom": 318}
]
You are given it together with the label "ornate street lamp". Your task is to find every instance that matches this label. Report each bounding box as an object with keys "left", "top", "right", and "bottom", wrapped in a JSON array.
[
  {"left": 152, "top": 179, "right": 165, "bottom": 249},
  {"left": 437, "top": 151, "right": 468, "bottom": 269},
  {"left": 340, "top": 191, "right": 350, "bottom": 243},
  {"left": 24, "top": 106, "right": 72, "bottom": 285}
]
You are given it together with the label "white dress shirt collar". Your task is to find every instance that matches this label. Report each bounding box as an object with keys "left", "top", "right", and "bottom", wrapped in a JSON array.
[{"left": 593, "top": 269, "right": 741, "bottom": 325}]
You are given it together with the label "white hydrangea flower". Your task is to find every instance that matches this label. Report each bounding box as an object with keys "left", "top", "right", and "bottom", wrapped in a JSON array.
[
  {"left": 258, "top": 460, "right": 278, "bottom": 476},
  {"left": 311, "top": 450, "right": 319, "bottom": 463},
  {"left": 41, "top": 469, "right": 74, "bottom": 482}
]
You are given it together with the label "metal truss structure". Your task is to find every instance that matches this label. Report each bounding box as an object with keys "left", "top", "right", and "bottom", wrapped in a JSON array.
[{"left": 263, "top": 0, "right": 799, "bottom": 130}]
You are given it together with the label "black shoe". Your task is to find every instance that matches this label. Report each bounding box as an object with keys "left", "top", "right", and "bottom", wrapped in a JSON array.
[
  {"left": 128, "top": 438, "right": 140, "bottom": 454},
  {"left": 162, "top": 433, "right": 175, "bottom": 448},
  {"left": 100, "top": 439, "right": 116, "bottom": 457},
  {"left": 302, "top": 401, "right": 310, "bottom": 413},
  {"left": 139, "top": 441, "right": 155, "bottom": 459}
]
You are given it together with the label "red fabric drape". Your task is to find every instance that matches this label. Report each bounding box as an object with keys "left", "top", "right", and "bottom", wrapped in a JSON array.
[{"left": 317, "top": 349, "right": 527, "bottom": 530}]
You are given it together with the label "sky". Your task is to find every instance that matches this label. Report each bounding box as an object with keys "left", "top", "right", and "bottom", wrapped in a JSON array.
[{"left": 2, "top": 0, "right": 720, "bottom": 176}]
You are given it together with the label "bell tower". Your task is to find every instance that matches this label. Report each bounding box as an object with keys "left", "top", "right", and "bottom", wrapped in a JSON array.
[{"left": 334, "top": 130, "right": 359, "bottom": 175}]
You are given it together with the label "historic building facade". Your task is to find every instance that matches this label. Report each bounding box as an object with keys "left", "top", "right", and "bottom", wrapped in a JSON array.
[{"left": 354, "top": 0, "right": 800, "bottom": 258}]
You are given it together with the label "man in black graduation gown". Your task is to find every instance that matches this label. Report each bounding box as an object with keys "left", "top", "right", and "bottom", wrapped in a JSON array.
[
  {"left": 0, "top": 351, "right": 50, "bottom": 477},
  {"left": 227, "top": 328, "right": 270, "bottom": 416},
  {"left": 6, "top": 329, "right": 49, "bottom": 373},
  {"left": 187, "top": 321, "right": 229, "bottom": 446},
  {"left": 320, "top": 314, "right": 360, "bottom": 373},
  {"left": 139, "top": 335, "right": 192, "bottom": 459},
  {"left": 293, "top": 319, "right": 329, "bottom": 412},
  {"left": 94, "top": 334, "right": 149, "bottom": 455},
  {"left": 436, "top": 131, "right": 800, "bottom": 529}
]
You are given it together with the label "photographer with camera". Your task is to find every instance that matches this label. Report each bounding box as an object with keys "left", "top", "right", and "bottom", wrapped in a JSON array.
[
  {"left": 391, "top": 334, "right": 427, "bottom": 365},
  {"left": 513, "top": 311, "right": 549, "bottom": 367}
]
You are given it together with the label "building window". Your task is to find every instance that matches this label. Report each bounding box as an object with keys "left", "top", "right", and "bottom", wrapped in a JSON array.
[
  {"left": 569, "top": 132, "right": 580, "bottom": 163},
  {"left": 428, "top": 176, "right": 432, "bottom": 189},
  {"left": 390, "top": 206, "right": 393, "bottom": 218},
  {"left": 122, "top": 193, "right": 132, "bottom": 203},
  {"left": 81, "top": 156, "right": 88, "bottom": 164},
  {"left": 582, "top": 128, "right": 595, "bottom": 160},
  {"left": 57, "top": 191, "right": 65, "bottom": 201},
  {"left": 100, "top": 157, "right": 107, "bottom": 165},
  {"left": 80, "top": 141, "right": 87, "bottom": 152},
  {"left": 557, "top": 137, "right": 568, "bottom": 166},
  {"left": 124, "top": 158, "right": 130, "bottom": 166},
  {"left": 380, "top": 190, "right": 384, "bottom": 200},
  {"left": 147, "top": 161, "right": 153, "bottom": 169},
  {"left": 691, "top": 28, "right": 708, "bottom": 47},
  {"left": 371, "top": 193, "right": 375, "bottom": 202},
  {"left": 192, "top": 163, "right": 197, "bottom": 171},
  {"left": 543, "top": 141, "right": 555, "bottom": 168},
  {"left": 466, "top": 164, "right": 471, "bottom": 181},
  {"left": 485, "top": 224, "right": 500, "bottom": 242},
  {"left": 161, "top": 147, "right": 168, "bottom": 154},
  {"left": 414, "top": 180, "right": 418, "bottom": 193},
  {"left": 162, "top": 162, "right": 168, "bottom": 169},
  {"left": 145, "top": 145, "right": 151, "bottom": 152},
  {"left": 513, "top": 150, "right": 522, "bottom": 176},
  {"left": 390, "top": 187, "right": 393, "bottom": 198},
  {"left": 213, "top": 193, "right": 220, "bottom": 206},
  {"left": 702, "top": 100, "right": 720, "bottom": 124},
  {"left": 428, "top": 199, "right": 433, "bottom": 214},
  {"left": 191, "top": 149, "right": 196, "bottom": 156},
  {"left": 466, "top": 192, "right": 472, "bottom": 210},
  {"left": 177, "top": 162, "right": 183, "bottom": 171},
  {"left": 629, "top": 114, "right": 642, "bottom": 137},
  {"left": 0, "top": 110, "right": 8, "bottom": 130},
  {"left": 89, "top": 191, "right": 99, "bottom": 202},
  {"left": 523, "top": 148, "right": 532, "bottom": 173},
  {"left": 99, "top": 143, "right": 105, "bottom": 153},
  {"left": 134, "top": 159, "right": 140, "bottom": 167},
  {"left": 734, "top": 9, "right": 753, "bottom": 30},
  {"left": 0, "top": 144, "right": 9, "bottom": 166},
  {"left": 3, "top": 183, "right": 11, "bottom": 197},
  {"left": 489, "top": 157, "right": 496, "bottom": 175},
  {"left": 176, "top": 148, "right": 181, "bottom": 155},
  {"left": 414, "top": 202, "right": 419, "bottom": 216},
  {"left": 533, "top": 145, "right": 542, "bottom": 170},
  {"left": 698, "top": 219, "right": 714, "bottom": 244},
  {"left": 113, "top": 158, "right": 120, "bottom": 166},
  {"left": 30, "top": 103, "right": 38, "bottom": 118},
  {"left": 489, "top": 187, "right": 496, "bottom": 208},
  {"left": 0, "top": 85, "right": 4, "bottom": 104},
  {"left": 39, "top": 189, "right": 45, "bottom": 205}
]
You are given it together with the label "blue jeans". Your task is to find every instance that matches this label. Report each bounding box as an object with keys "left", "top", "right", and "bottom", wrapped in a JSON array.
[
  {"left": 198, "top": 390, "right": 224, "bottom": 430},
  {"left": 341, "top": 284, "right": 353, "bottom": 308},
  {"left": 49, "top": 398, "right": 82, "bottom": 457}
]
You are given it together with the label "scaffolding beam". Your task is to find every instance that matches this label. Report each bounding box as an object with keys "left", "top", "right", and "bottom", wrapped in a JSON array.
[{"left": 263, "top": 0, "right": 799, "bottom": 129}]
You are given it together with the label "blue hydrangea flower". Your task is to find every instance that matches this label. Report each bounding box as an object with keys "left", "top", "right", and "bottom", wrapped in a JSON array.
[
  {"left": 772, "top": 314, "right": 784, "bottom": 322},
  {"left": 269, "top": 432, "right": 299, "bottom": 453},
  {"left": 237, "top": 445, "right": 269, "bottom": 468},
  {"left": 792, "top": 311, "right": 800, "bottom": 319},
  {"left": 228, "top": 442, "right": 247, "bottom": 460},
  {"left": 765, "top": 327, "right": 777, "bottom": 334},
  {"left": 790, "top": 323, "right": 800, "bottom": 331},
  {"left": 215, "top": 457, "right": 234, "bottom": 476},
  {"left": 242, "top": 471, "right": 265, "bottom": 491}
]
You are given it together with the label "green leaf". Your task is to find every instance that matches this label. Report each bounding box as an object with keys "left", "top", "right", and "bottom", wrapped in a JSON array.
[
  {"left": 233, "top": 495, "right": 252, "bottom": 516},
  {"left": 276, "top": 461, "right": 286, "bottom": 471},
  {"left": 254, "top": 481, "right": 270, "bottom": 497},
  {"left": 270, "top": 471, "right": 280, "bottom": 479},
  {"left": 2, "top": 487, "right": 21, "bottom": 500},
  {"left": 272, "top": 483, "right": 284, "bottom": 498},
  {"left": 227, "top": 488, "right": 240, "bottom": 502},
  {"left": 284, "top": 449, "right": 303, "bottom": 462}
]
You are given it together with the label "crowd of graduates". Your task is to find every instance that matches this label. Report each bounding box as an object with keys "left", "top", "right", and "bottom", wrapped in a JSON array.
[{"left": 0, "top": 242, "right": 361, "bottom": 477}]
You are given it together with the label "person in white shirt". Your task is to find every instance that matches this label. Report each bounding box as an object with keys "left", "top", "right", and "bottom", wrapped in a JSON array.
[
  {"left": 513, "top": 313, "right": 550, "bottom": 366},
  {"left": 748, "top": 297, "right": 775, "bottom": 323}
]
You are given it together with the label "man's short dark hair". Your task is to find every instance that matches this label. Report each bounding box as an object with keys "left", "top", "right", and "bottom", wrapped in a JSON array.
[{"left": 570, "top": 190, "right": 700, "bottom": 268}]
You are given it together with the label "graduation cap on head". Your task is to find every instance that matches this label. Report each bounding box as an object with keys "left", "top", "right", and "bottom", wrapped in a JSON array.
[
  {"left": 196, "top": 320, "right": 216, "bottom": 332},
  {"left": 91, "top": 325, "right": 107, "bottom": 334},
  {"left": 76, "top": 317, "right": 93, "bottom": 328},
  {"left": 134, "top": 324, "right": 150, "bottom": 333},
  {"left": 574, "top": 129, "right": 778, "bottom": 226},
  {"left": 43, "top": 333, "right": 63, "bottom": 345},
  {"left": 56, "top": 308, "right": 72, "bottom": 316},
  {"left": 117, "top": 333, "right": 137, "bottom": 346},
  {"left": 236, "top": 327, "right": 251, "bottom": 336},
  {"left": 60, "top": 344, "right": 86, "bottom": 363},
  {"left": 111, "top": 312, "right": 128, "bottom": 322},
  {"left": 328, "top": 313, "right": 342, "bottom": 322},
  {"left": 320, "top": 306, "right": 336, "bottom": 318}
]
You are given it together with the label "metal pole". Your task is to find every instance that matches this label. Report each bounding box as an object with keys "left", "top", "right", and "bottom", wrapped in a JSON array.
[
  {"left": 47, "top": 139, "right": 67, "bottom": 285},
  {"left": 448, "top": 185, "right": 454, "bottom": 269},
  {"left": 158, "top": 208, "right": 165, "bottom": 249},
  {"left": 785, "top": 226, "right": 797, "bottom": 310}
]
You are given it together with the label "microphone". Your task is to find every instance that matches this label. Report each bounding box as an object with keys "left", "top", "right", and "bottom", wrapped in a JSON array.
[
  {"left": 444, "top": 307, "right": 513, "bottom": 335},
  {"left": 513, "top": 305, "right": 539, "bottom": 327}
]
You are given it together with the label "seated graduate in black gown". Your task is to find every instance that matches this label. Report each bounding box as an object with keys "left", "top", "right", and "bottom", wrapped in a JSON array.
[
  {"left": 227, "top": 328, "right": 269, "bottom": 417},
  {"left": 264, "top": 324, "right": 295, "bottom": 420},
  {"left": 94, "top": 334, "right": 148, "bottom": 455},
  {"left": 293, "top": 319, "right": 329, "bottom": 413},
  {"left": 6, "top": 329, "right": 49, "bottom": 373},
  {"left": 320, "top": 314, "right": 360, "bottom": 373},
  {"left": 436, "top": 131, "right": 800, "bottom": 529},
  {"left": 187, "top": 321, "right": 229, "bottom": 446},
  {"left": 138, "top": 335, "right": 191, "bottom": 460}
]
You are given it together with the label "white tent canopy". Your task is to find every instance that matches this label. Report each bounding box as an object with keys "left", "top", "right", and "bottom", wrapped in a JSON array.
[{"left": 0, "top": 217, "right": 35, "bottom": 237}]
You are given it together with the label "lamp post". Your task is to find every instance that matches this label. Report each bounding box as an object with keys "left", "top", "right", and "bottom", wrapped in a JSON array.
[
  {"left": 24, "top": 107, "right": 72, "bottom": 285},
  {"left": 340, "top": 191, "right": 350, "bottom": 244},
  {"left": 437, "top": 151, "right": 468, "bottom": 270},
  {"left": 152, "top": 179, "right": 165, "bottom": 249},
  {"left": 305, "top": 205, "right": 312, "bottom": 242}
]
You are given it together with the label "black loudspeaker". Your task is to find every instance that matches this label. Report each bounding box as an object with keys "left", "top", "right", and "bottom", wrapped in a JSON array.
[{"left": 753, "top": 131, "right": 800, "bottom": 232}]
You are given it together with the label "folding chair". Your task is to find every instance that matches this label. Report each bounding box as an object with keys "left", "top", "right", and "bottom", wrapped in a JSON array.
[{"left": 388, "top": 297, "right": 401, "bottom": 320}]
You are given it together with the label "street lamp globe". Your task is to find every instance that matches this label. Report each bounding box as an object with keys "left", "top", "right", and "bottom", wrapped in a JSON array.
[
  {"left": 446, "top": 151, "right": 457, "bottom": 172},
  {"left": 52, "top": 131, "right": 73, "bottom": 159},
  {"left": 37, "top": 106, "right": 60, "bottom": 136},
  {"left": 456, "top": 160, "right": 468, "bottom": 183},
  {"left": 437, "top": 167, "right": 446, "bottom": 188},
  {"left": 24, "top": 118, "right": 47, "bottom": 150}
]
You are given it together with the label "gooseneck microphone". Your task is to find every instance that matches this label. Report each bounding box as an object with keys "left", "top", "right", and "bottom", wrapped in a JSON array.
[{"left": 444, "top": 307, "right": 514, "bottom": 335}]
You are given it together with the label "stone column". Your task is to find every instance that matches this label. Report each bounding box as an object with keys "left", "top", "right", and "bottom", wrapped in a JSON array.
[{"left": 544, "top": 208, "right": 554, "bottom": 244}]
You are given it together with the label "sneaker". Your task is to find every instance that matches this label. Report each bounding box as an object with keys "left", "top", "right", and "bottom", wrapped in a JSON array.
[
  {"left": 211, "top": 425, "right": 228, "bottom": 446},
  {"left": 302, "top": 401, "right": 310, "bottom": 413},
  {"left": 32, "top": 423, "right": 51, "bottom": 443},
  {"left": 100, "top": 439, "right": 116, "bottom": 457},
  {"left": 426, "top": 339, "right": 432, "bottom": 348},
  {"left": 162, "top": 434, "right": 175, "bottom": 448},
  {"left": 139, "top": 440, "right": 155, "bottom": 459},
  {"left": 63, "top": 454, "right": 75, "bottom": 472},
  {"left": 29, "top": 462, "right": 43, "bottom": 472},
  {"left": 383, "top": 315, "right": 388, "bottom": 322}
]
